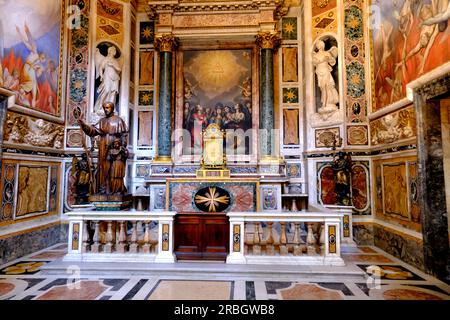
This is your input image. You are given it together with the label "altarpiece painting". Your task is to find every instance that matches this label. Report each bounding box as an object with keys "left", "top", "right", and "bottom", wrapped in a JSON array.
[{"left": 177, "top": 49, "right": 257, "bottom": 161}]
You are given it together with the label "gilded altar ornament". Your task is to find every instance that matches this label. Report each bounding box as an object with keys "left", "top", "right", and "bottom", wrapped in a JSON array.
[
  {"left": 154, "top": 34, "right": 178, "bottom": 52},
  {"left": 196, "top": 123, "right": 231, "bottom": 178},
  {"left": 255, "top": 31, "right": 282, "bottom": 50}
]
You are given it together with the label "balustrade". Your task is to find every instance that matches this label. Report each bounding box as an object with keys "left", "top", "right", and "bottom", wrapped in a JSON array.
[
  {"left": 66, "top": 211, "right": 177, "bottom": 263},
  {"left": 227, "top": 210, "right": 344, "bottom": 266}
]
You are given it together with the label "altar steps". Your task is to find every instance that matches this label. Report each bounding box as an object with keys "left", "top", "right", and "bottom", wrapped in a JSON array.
[{"left": 40, "top": 259, "right": 366, "bottom": 281}]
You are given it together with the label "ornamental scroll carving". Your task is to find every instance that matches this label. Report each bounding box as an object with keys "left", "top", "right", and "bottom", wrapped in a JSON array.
[
  {"left": 3, "top": 112, "right": 64, "bottom": 149},
  {"left": 154, "top": 34, "right": 179, "bottom": 52},
  {"left": 255, "top": 32, "right": 282, "bottom": 50}
]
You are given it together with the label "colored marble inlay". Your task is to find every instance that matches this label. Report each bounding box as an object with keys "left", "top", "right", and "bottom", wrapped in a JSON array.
[
  {"left": 344, "top": 254, "right": 393, "bottom": 263},
  {"left": 0, "top": 262, "right": 48, "bottom": 275},
  {"left": 282, "top": 17, "right": 297, "bottom": 40},
  {"left": 169, "top": 181, "right": 257, "bottom": 212},
  {"left": 328, "top": 225, "right": 336, "bottom": 254},
  {"left": 279, "top": 283, "right": 343, "bottom": 300},
  {"left": 233, "top": 225, "right": 241, "bottom": 252},
  {"left": 162, "top": 224, "right": 169, "bottom": 251},
  {"left": 140, "top": 21, "right": 154, "bottom": 45},
  {"left": 138, "top": 91, "right": 153, "bottom": 106},
  {"left": 72, "top": 223, "right": 80, "bottom": 251},
  {"left": 148, "top": 281, "right": 232, "bottom": 300},
  {"left": 344, "top": 6, "right": 363, "bottom": 41},
  {"left": 283, "top": 88, "right": 299, "bottom": 104},
  {"left": 346, "top": 61, "right": 365, "bottom": 98},
  {"left": 37, "top": 280, "right": 108, "bottom": 300},
  {"left": 343, "top": 215, "right": 350, "bottom": 238}
]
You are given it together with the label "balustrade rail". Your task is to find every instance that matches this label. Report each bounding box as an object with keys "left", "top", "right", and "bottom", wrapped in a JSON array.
[{"left": 65, "top": 208, "right": 345, "bottom": 266}]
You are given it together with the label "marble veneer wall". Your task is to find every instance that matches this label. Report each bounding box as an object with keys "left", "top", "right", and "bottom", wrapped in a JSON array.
[{"left": 0, "top": 223, "right": 68, "bottom": 265}]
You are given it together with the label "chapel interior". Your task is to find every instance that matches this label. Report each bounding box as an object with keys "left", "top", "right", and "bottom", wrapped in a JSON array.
[{"left": 0, "top": 0, "right": 450, "bottom": 301}]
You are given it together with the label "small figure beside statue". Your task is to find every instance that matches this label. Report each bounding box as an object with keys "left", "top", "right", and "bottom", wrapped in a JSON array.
[{"left": 73, "top": 101, "right": 131, "bottom": 210}]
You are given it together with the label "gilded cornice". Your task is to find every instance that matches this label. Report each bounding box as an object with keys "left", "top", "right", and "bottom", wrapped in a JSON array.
[{"left": 147, "top": 0, "right": 286, "bottom": 14}]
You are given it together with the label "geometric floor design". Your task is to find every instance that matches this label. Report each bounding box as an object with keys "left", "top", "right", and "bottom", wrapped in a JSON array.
[{"left": 1, "top": 243, "right": 449, "bottom": 300}]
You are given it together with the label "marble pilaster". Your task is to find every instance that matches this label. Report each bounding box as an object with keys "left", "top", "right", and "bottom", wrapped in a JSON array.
[
  {"left": 154, "top": 34, "right": 178, "bottom": 163},
  {"left": 256, "top": 32, "right": 281, "bottom": 160},
  {"left": 414, "top": 89, "right": 450, "bottom": 281}
]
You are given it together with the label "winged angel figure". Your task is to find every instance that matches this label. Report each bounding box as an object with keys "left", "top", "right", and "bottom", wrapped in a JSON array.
[
  {"left": 312, "top": 40, "right": 339, "bottom": 118},
  {"left": 94, "top": 46, "right": 123, "bottom": 114}
]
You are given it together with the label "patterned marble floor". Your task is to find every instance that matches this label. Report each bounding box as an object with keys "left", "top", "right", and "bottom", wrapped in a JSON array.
[{"left": 0, "top": 244, "right": 449, "bottom": 300}]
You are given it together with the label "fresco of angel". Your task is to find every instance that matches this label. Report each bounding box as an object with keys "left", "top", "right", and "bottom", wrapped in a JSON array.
[{"left": 15, "top": 23, "right": 47, "bottom": 109}]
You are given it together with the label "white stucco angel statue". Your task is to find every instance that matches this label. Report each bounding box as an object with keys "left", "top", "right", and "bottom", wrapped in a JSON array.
[
  {"left": 312, "top": 40, "right": 340, "bottom": 119},
  {"left": 94, "top": 45, "right": 123, "bottom": 114}
]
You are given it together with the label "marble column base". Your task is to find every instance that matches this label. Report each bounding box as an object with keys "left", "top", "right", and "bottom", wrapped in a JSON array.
[
  {"left": 91, "top": 244, "right": 102, "bottom": 253},
  {"left": 103, "top": 244, "right": 114, "bottom": 253},
  {"left": 129, "top": 243, "right": 139, "bottom": 253},
  {"left": 116, "top": 244, "right": 128, "bottom": 253},
  {"left": 279, "top": 245, "right": 288, "bottom": 256},
  {"left": 142, "top": 244, "right": 152, "bottom": 254}
]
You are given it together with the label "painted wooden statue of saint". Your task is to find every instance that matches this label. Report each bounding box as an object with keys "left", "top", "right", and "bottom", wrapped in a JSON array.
[
  {"left": 78, "top": 102, "right": 129, "bottom": 197},
  {"left": 332, "top": 151, "right": 352, "bottom": 206}
]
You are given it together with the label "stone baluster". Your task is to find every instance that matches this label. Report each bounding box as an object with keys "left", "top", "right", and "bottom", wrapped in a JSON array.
[
  {"left": 142, "top": 222, "right": 152, "bottom": 253},
  {"left": 279, "top": 222, "right": 288, "bottom": 255},
  {"left": 104, "top": 221, "right": 115, "bottom": 253},
  {"left": 306, "top": 223, "right": 317, "bottom": 255},
  {"left": 293, "top": 222, "right": 303, "bottom": 256},
  {"left": 82, "top": 221, "right": 91, "bottom": 253},
  {"left": 266, "top": 222, "right": 275, "bottom": 255},
  {"left": 129, "top": 221, "right": 139, "bottom": 253},
  {"left": 253, "top": 223, "right": 261, "bottom": 255},
  {"left": 319, "top": 224, "right": 325, "bottom": 255},
  {"left": 91, "top": 221, "right": 101, "bottom": 253},
  {"left": 117, "top": 221, "right": 128, "bottom": 253},
  {"left": 136, "top": 198, "right": 144, "bottom": 211}
]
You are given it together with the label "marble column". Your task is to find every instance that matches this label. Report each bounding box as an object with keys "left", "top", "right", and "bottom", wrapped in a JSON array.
[
  {"left": 415, "top": 93, "right": 450, "bottom": 281},
  {"left": 154, "top": 34, "right": 178, "bottom": 162},
  {"left": 256, "top": 32, "right": 281, "bottom": 161}
]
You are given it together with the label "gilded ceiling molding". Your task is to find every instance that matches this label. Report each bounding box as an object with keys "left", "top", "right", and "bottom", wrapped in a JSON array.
[
  {"left": 255, "top": 31, "right": 282, "bottom": 50},
  {"left": 154, "top": 34, "right": 179, "bottom": 52}
]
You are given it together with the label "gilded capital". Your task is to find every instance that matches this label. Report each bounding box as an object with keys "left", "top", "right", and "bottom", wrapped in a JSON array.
[
  {"left": 255, "top": 31, "right": 282, "bottom": 50},
  {"left": 154, "top": 34, "right": 178, "bottom": 52}
]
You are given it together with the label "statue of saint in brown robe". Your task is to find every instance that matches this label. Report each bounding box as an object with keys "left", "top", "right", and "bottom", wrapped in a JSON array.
[
  {"left": 107, "top": 138, "right": 129, "bottom": 194},
  {"left": 78, "top": 102, "right": 128, "bottom": 195}
]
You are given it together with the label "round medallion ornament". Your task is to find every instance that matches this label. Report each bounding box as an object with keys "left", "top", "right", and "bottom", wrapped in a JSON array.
[
  {"left": 314, "top": 0, "right": 330, "bottom": 8},
  {"left": 194, "top": 186, "right": 231, "bottom": 213}
]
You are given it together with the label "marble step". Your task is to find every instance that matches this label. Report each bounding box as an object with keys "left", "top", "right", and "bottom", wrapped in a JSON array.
[{"left": 40, "top": 259, "right": 366, "bottom": 281}]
